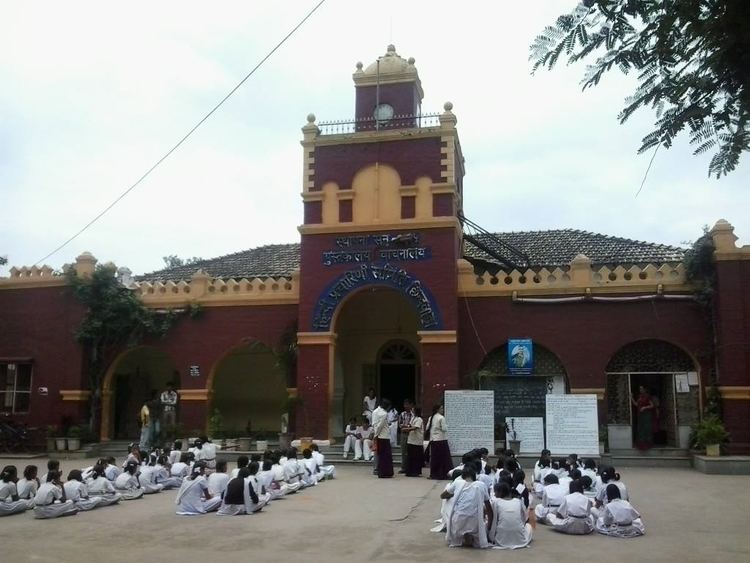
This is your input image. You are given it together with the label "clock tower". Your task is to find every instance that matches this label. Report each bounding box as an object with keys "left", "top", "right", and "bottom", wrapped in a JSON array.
[{"left": 296, "top": 46, "right": 465, "bottom": 439}]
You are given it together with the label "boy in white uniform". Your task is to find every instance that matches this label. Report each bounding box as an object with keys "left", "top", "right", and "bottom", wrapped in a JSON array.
[
  {"left": 343, "top": 418, "right": 360, "bottom": 459},
  {"left": 207, "top": 460, "right": 230, "bottom": 497},
  {"left": 358, "top": 419, "right": 374, "bottom": 461},
  {"left": 310, "top": 444, "right": 335, "bottom": 479}
]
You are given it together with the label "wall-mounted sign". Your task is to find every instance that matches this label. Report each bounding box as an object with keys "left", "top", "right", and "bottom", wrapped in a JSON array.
[
  {"left": 322, "top": 232, "right": 431, "bottom": 266},
  {"left": 507, "top": 339, "right": 533, "bottom": 375},
  {"left": 311, "top": 263, "right": 441, "bottom": 331},
  {"left": 189, "top": 365, "right": 200, "bottom": 378},
  {"left": 37, "top": 386, "right": 48, "bottom": 396}
]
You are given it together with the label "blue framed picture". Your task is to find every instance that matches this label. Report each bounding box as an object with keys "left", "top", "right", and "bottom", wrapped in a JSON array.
[{"left": 507, "top": 339, "right": 533, "bottom": 375}]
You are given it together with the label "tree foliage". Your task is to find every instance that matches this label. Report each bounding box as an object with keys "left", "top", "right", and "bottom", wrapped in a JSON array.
[
  {"left": 162, "top": 255, "right": 204, "bottom": 268},
  {"left": 0, "top": 256, "right": 7, "bottom": 266},
  {"left": 530, "top": 0, "right": 750, "bottom": 177},
  {"left": 67, "top": 264, "right": 189, "bottom": 431}
]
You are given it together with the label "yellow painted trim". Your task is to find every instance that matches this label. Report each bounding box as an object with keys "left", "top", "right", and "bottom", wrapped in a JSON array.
[
  {"left": 178, "top": 389, "right": 210, "bottom": 401},
  {"left": 302, "top": 192, "right": 324, "bottom": 202},
  {"left": 399, "top": 185, "right": 418, "bottom": 195},
  {"left": 335, "top": 190, "right": 355, "bottom": 200},
  {"left": 0, "top": 279, "right": 67, "bottom": 290},
  {"left": 60, "top": 390, "right": 91, "bottom": 401},
  {"left": 718, "top": 386, "right": 750, "bottom": 400},
  {"left": 311, "top": 127, "right": 442, "bottom": 147},
  {"left": 571, "top": 388, "right": 605, "bottom": 400},
  {"left": 418, "top": 330, "right": 457, "bottom": 344},
  {"left": 299, "top": 217, "right": 460, "bottom": 235},
  {"left": 286, "top": 387, "right": 298, "bottom": 398},
  {"left": 297, "top": 332, "right": 337, "bottom": 345},
  {"left": 714, "top": 251, "right": 750, "bottom": 261},
  {"left": 143, "top": 296, "right": 299, "bottom": 308}
]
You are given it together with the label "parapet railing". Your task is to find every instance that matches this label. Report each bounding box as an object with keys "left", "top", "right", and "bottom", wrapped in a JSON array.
[{"left": 317, "top": 113, "right": 441, "bottom": 135}]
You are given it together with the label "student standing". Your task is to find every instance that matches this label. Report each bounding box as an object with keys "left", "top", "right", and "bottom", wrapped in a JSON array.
[
  {"left": 428, "top": 404, "right": 453, "bottom": 480},
  {"left": 398, "top": 399, "right": 414, "bottom": 473},
  {"left": 160, "top": 382, "right": 179, "bottom": 440},
  {"left": 387, "top": 403, "right": 399, "bottom": 447},
  {"left": 362, "top": 388, "right": 377, "bottom": 424},
  {"left": 372, "top": 398, "right": 394, "bottom": 478},
  {"left": 139, "top": 399, "right": 151, "bottom": 450},
  {"left": 404, "top": 407, "right": 424, "bottom": 477}
]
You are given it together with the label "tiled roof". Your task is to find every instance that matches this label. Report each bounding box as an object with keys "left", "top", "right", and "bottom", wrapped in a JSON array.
[
  {"left": 137, "top": 243, "right": 301, "bottom": 282},
  {"left": 464, "top": 229, "right": 685, "bottom": 269},
  {"left": 137, "top": 230, "right": 685, "bottom": 281}
]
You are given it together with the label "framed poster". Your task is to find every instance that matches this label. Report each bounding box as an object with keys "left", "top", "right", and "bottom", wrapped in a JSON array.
[{"left": 508, "top": 339, "right": 533, "bottom": 375}]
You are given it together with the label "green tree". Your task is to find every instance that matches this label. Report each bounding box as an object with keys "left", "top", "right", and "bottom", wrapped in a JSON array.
[
  {"left": 67, "top": 264, "right": 190, "bottom": 433},
  {"left": 0, "top": 256, "right": 7, "bottom": 266},
  {"left": 162, "top": 255, "right": 204, "bottom": 268},
  {"left": 531, "top": 0, "right": 750, "bottom": 177}
]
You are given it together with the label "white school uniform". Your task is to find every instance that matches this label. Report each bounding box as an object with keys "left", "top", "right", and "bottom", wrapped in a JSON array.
[
  {"left": 32, "top": 482, "right": 78, "bottom": 519},
  {"left": 489, "top": 497, "right": 532, "bottom": 549},
  {"left": 301, "top": 457, "right": 323, "bottom": 486},
  {"left": 258, "top": 469, "right": 279, "bottom": 500},
  {"left": 175, "top": 475, "right": 221, "bottom": 515},
  {"left": 595, "top": 498, "right": 645, "bottom": 537},
  {"left": 207, "top": 472, "right": 230, "bottom": 497},
  {"left": 16, "top": 478, "right": 38, "bottom": 501},
  {"left": 63, "top": 480, "right": 107, "bottom": 511},
  {"left": 534, "top": 483, "right": 567, "bottom": 521},
  {"left": 105, "top": 464, "right": 121, "bottom": 481},
  {"left": 0, "top": 481, "right": 33, "bottom": 515},
  {"left": 548, "top": 492, "right": 594, "bottom": 534},
  {"left": 387, "top": 408, "right": 399, "bottom": 447},
  {"left": 113, "top": 473, "right": 145, "bottom": 500},
  {"left": 311, "top": 450, "right": 335, "bottom": 479},
  {"left": 86, "top": 475, "right": 123, "bottom": 503},
  {"left": 271, "top": 463, "right": 301, "bottom": 495},
  {"left": 595, "top": 480, "right": 628, "bottom": 506},
  {"left": 153, "top": 464, "right": 182, "bottom": 489},
  {"left": 168, "top": 449, "right": 182, "bottom": 465},
  {"left": 171, "top": 461, "right": 190, "bottom": 478},
  {"left": 197, "top": 442, "right": 218, "bottom": 471},
  {"left": 445, "top": 479, "right": 490, "bottom": 548},
  {"left": 343, "top": 424, "right": 359, "bottom": 458},
  {"left": 359, "top": 426, "right": 374, "bottom": 461},
  {"left": 431, "top": 475, "right": 464, "bottom": 533},
  {"left": 137, "top": 466, "right": 164, "bottom": 494},
  {"left": 363, "top": 395, "right": 377, "bottom": 423}
]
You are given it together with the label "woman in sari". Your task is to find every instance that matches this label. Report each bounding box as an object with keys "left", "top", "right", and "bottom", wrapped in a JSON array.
[{"left": 631, "top": 386, "right": 655, "bottom": 450}]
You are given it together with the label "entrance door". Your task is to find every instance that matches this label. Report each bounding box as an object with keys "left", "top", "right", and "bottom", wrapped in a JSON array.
[
  {"left": 378, "top": 341, "right": 418, "bottom": 410},
  {"left": 630, "top": 373, "right": 677, "bottom": 447}
]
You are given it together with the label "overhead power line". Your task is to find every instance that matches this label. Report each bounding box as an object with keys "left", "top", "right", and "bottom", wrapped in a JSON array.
[{"left": 35, "top": 0, "right": 327, "bottom": 266}]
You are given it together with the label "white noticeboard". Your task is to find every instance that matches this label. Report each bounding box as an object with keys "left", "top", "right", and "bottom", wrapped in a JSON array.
[
  {"left": 546, "top": 394, "right": 599, "bottom": 456},
  {"left": 505, "top": 417, "right": 545, "bottom": 453},
  {"left": 675, "top": 373, "right": 690, "bottom": 393},
  {"left": 444, "top": 390, "right": 495, "bottom": 455}
]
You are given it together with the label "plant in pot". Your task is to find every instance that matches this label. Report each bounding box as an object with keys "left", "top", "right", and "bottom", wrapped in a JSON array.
[
  {"left": 599, "top": 424, "right": 609, "bottom": 454},
  {"left": 693, "top": 416, "right": 729, "bottom": 457},
  {"left": 66, "top": 425, "right": 83, "bottom": 451},
  {"left": 45, "top": 425, "right": 58, "bottom": 452},
  {"left": 505, "top": 420, "right": 521, "bottom": 455}
]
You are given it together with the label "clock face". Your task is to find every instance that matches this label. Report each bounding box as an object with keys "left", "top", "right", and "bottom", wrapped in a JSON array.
[{"left": 373, "top": 103, "right": 394, "bottom": 122}]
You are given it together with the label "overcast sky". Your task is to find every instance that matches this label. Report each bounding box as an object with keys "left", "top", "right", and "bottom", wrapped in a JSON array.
[{"left": 2, "top": 0, "right": 748, "bottom": 277}]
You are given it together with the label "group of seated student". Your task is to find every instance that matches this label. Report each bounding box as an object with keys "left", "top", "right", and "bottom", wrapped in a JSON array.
[
  {"left": 1, "top": 440, "right": 338, "bottom": 520},
  {"left": 342, "top": 417, "right": 375, "bottom": 461},
  {"left": 432, "top": 447, "right": 644, "bottom": 548}
]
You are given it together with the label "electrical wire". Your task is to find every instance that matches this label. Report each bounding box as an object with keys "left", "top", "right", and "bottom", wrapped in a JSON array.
[
  {"left": 35, "top": 0, "right": 327, "bottom": 266},
  {"left": 635, "top": 143, "right": 660, "bottom": 198}
]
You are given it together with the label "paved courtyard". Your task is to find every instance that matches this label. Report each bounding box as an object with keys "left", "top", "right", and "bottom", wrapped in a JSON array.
[{"left": 1, "top": 456, "right": 748, "bottom": 563}]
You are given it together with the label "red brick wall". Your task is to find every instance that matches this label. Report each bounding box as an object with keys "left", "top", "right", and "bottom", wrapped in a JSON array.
[
  {"left": 421, "top": 343, "right": 460, "bottom": 411},
  {"left": 713, "top": 259, "right": 750, "bottom": 452},
  {"left": 0, "top": 285, "right": 87, "bottom": 428},
  {"left": 304, "top": 201, "right": 322, "bottom": 224},
  {"left": 355, "top": 83, "right": 420, "bottom": 122},
  {"left": 339, "top": 199, "right": 352, "bottom": 223},
  {"left": 458, "top": 296, "right": 711, "bottom": 388},
  {"left": 312, "top": 138, "right": 442, "bottom": 191},
  {"left": 296, "top": 344, "right": 329, "bottom": 437}
]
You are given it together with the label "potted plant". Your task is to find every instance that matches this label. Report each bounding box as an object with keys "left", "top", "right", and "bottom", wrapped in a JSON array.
[
  {"left": 45, "top": 425, "right": 58, "bottom": 452},
  {"left": 55, "top": 433, "right": 67, "bottom": 451},
  {"left": 693, "top": 416, "right": 729, "bottom": 456},
  {"left": 66, "top": 425, "right": 82, "bottom": 451},
  {"left": 505, "top": 420, "right": 521, "bottom": 455},
  {"left": 599, "top": 424, "right": 609, "bottom": 454},
  {"left": 208, "top": 408, "right": 223, "bottom": 442}
]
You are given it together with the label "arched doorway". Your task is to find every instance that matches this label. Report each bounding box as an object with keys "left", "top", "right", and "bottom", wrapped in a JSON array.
[
  {"left": 209, "top": 341, "right": 287, "bottom": 438},
  {"left": 334, "top": 287, "right": 420, "bottom": 435},
  {"left": 606, "top": 339, "right": 699, "bottom": 449},
  {"left": 476, "top": 343, "right": 568, "bottom": 450},
  {"left": 378, "top": 340, "right": 419, "bottom": 412},
  {"left": 103, "top": 346, "right": 177, "bottom": 441}
]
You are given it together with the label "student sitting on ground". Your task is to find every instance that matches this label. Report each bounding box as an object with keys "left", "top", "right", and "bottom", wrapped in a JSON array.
[
  {"left": 86, "top": 464, "right": 123, "bottom": 502},
  {"left": 443, "top": 467, "right": 493, "bottom": 548},
  {"left": 33, "top": 470, "right": 78, "bottom": 519},
  {"left": 270, "top": 452, "right": 301, "bottom": 496},
  {"left": 138, "top": 454, "right": 165, "bottom": 494},
  {"left": 301, "top": 448, "right": 324, "bottom": 486},
  {"left": 310, "top": 444, "right": 335, "bottom": 479},
  {"left": 0, "top": 465, "right": 34, "bottom": 516},
  {"left": 175, "top": 461, "right": 221, "bottom": 515},
  {"left": 207, "top": 460, "right": 230, "bottom": 497},
  {"left": 113, "top": 461, "right": 145, "bottom": 500},
  {"left": 592, "top": 465, "right": 628, "bottom": 518},
  {"left": 595, "top": 484, "right": 645, "bottom": 538},
  {"left": 231, "top": 456, "right": 249, "bottom": 479},
  {"left": 170, "top": 452, "right": 192, "bottom": 480},
  {"left": 154, "top": 455, "right": 183, "bottom": 489},
  {"left": 104, "top": 457, "right": 121, "bottom": 481},
  {"left": 245, "top": 461, "right": 270, "bottom": 512},
  {"left": 534, "top": 474, "right": 567, "bottom": 523},
  {"left": 284, "top": 448, "right": 307, "bottom": 490},
  {"left": 580, "top": 475, "right": 598, "bottom": 499},
  {"left": 489, "top": 481, "right": 532, "bottom": 549},
  {"left": 16, "top": 464, "right": 40, "bottom": 502},
  {"left": 40, "top": 459, "right": 60, "bottom": 484},
  {"left": 547, "top": 479, "right": 594, "bottom": 535},
  {"left": 581, "top": 458, "right": 598, "bottom": 483},
  {"left": 64, "top": 470, "right": 115, "bottom": 510}
]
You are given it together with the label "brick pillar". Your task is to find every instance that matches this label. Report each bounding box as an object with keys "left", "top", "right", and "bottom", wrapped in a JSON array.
[
  {"left": 296, "top": 332, "right": 334, "bottom": 439},
  {"left": 419, "top": 331, "right": 459, "bottom": 410},
  {"left": 177, "top": 389, "right": 210, "bottom": 436}
]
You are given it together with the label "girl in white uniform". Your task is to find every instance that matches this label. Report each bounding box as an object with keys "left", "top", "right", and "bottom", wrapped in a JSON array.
[
  {"left": 548, "top": 479, "right": 594, "bottom": 534},
  {"left": 154, "top": 455, "right": 183, "bottom": 489},
  {"left": 104, "top": 457, "right": 121, "bottom": 481},
  {"left": 16, "top": 464, "right": 40, "bottom": 502},
  {"left": 362, "top": 388, "right": 377, "bottom": 424},
  {"left": 489, "top": 482, "right": 532, "bottom": 549},
  {"left": 175, "top": 462, "right": 221, "bottom": 515},
  {"left": 33, "top": 470, "right": 78, "bottom": 519},
  {"left": 595, "top": 484, "right": 645, "bottom": 537},
  {"left": 86, "top": 464, "right": 123, "bottom": 502},
  {"left": 170, "top": 452, "right": 191, "bottom": 480},
  {"left": 114, "top": 462, "right": 145, "bottom": 500},
  {"left": 534, "top": 474, "right": 567, "bottom": 522},
  {"left": 592, "top": 465, "right": 628, "bottom": 518},
  {"left": 40, "top": 459, "right": 60, "bottom": 484},
  {"left": 1, "top": 465, "right": 34, "bottom": 516},
  {"left": 63, "top": 470, "right": 109, "bottom": 511},
  {"left": 443, "top": 467, "right": 492, "bottom": 548}
]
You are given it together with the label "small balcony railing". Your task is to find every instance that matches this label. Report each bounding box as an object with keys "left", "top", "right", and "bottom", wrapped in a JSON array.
[{"left": 317, "top": 112, "right": 441, "bottom": 135}]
